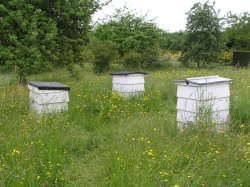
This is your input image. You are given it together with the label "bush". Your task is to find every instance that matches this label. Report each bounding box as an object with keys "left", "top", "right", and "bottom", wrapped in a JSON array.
[
  {"left": 219, "top": 51, "right": 233, "bottom": 63},
  {"left": 89, "top": 40, "right": 118, "bottom": 73},
  {"left": 0, "top": 60, "right": 12, "bottom": 73},
  {"left": 122, "top": 51, "right": 143, "bottom": 69},
  {"left": 233, "top": 51, "right": 250, "bottom": 67},
  {"left": 67, "top": 63, "right": 80, "bottom": 80},
  {"left": 94, "top": 7, "right": 161, "bottom": 68},
  {"left": 80, "top": 49, "right": 95, "bottom": 67}
]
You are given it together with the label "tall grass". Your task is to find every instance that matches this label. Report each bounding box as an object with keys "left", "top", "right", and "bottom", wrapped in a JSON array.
[{"left": 0, "top": 67, "right": 249, "bottom": 186}]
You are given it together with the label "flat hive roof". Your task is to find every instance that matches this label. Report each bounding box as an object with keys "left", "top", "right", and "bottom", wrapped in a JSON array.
[
  {"left": 176, "top": 75, "right": 232, "bottom": 85},
  {"left": 29, "top": 81, "right": 70, "bottom": 91},
  {"left": 110, "top": 72, "right": 147, "bottom": 75}
]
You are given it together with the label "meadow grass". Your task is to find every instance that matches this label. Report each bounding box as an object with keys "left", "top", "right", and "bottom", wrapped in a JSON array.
[{"left": 0, "top": 66, "right": 249, "bottom": 186}]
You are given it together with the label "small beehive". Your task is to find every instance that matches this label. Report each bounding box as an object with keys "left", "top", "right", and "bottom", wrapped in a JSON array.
[
  {"left": 110, "top": 72, "right": 147, "bottom": 97},
  {"left": 28, "top": 82, "right": 70, "bottom": 114},
  {"left": 175, "top": 75, "right": 232, "bottom": 130}
]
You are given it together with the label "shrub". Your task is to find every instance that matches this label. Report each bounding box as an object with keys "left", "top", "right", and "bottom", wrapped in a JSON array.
[
  {"left": 89, "top": 40, "right": 118, "bottom": 73},
  {"left": 67, "top": 63, "right": 80, "bottom": 80},
  {"left": 122, "top": 51, "right": 143, "bottom": 69},
  {"left": 162, "top": 50, "right": 182, "bottom": 61},
  {"left": 80, "top": 49, "right": 95, "bottom": 67},
  {"left": 94, "top": 7, "right": 161, "bottom": 68},
  {"left": 219, "top": 51, "right": 233, "bottom": 63}
]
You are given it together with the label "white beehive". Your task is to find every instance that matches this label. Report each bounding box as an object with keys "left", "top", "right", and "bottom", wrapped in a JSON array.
[
  {"left": 110, "top": 72, "right": 147, "bottom": 97},
  {"left": 28, "top": 82, "right": 70, "bottom": 114},
  {"left": 175, "top": 75, "right": 232, "bottom": 130}
]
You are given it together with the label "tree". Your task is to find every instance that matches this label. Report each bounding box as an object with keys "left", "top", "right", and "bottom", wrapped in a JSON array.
[
  {"left": 159, "top": 30, "right": 186, "bottom": 51},
  {"left": 0, "top": 1, "right": 57, "bottom": 83},
  {"left": 94, "top": 7, "right": 161, "bottom": 68},
  {"left": 41, "top": 0, "right": 101, "bottom": 65},
  {"left": 182, "top": 1, "right": 222, "bottom": 68},
  {"left": 89, "top": 39, "right": 118, "bottom": 73},
  {"left": 0, "top": 0, "right": 104, "bottom": 83},
  {"left": 223, "top": 12, "right": 250, "bottom": 50}
]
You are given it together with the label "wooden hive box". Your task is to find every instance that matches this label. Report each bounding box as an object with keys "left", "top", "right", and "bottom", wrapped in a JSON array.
[
  {"left": 110, "top": 72, "right": 147, "bottom": 97},
  {"left": 175, "top": 75, "right": 232, "bottom": 130},
  {"left": 28, "top": 82, "right": 70, "bottom": 114}
]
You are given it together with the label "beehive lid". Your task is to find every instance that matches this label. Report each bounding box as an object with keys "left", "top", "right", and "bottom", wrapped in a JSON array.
[
  {"left": 29, "top": 82, "right": 70, "bottom": 91},
  {"left": 110, "top": 72, "right": 147, "bottom": 75},
  {"left": 176, "top": 75, "right": 232, "bottom": 85}
]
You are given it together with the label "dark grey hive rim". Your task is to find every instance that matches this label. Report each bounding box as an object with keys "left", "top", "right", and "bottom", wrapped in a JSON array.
[
  {"left": 110, "top": 71, "right": 147, "bottom": 75},
  {"left": 29, "top": 81, "right": 70, "bottom": 91}
]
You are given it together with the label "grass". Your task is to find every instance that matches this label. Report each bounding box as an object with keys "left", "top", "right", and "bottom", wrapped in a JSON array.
[{"left": 0, "top": 66, "right": 249, "bottom": 186}]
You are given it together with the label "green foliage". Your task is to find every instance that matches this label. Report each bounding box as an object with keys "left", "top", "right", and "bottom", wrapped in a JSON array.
[
  {"left": 182, "top": 1, "right": 223, "bottom": 68},
  {"left": 94, "top": 7, "right": 161, "bottom": 68},
  {"left": 0, "top": 1, "right": 57, "bottom": 83},
  {"left": 43, "top": 0, "right": 101, "bottom": 65},
  {"left": 25, "top": 0, "right": 103, "bottom": 65},
  {"left": 67, "top": 63, "right": 80, "bottom": 80},
  {"left": 122, "top": 51, "right": 143, "bottom": 69},
  {"left": 160, "top": 31, "right": 186, "bottom": 51},
  {"left": 80, "top": 48, "right": 95, "bottom": 67},
  {"left": 223, "top": 12, "right": 250, "bottom": 50},
  {"left": 219, "top": 50, "right": 233, "bottom": 64},
  {"left": 89, "top": 40, "right": 119, "bottom": 73},
  {"left": 0, "top": 0, "right": 103, "bottom": 83},
  {"left": 233, "top": 51, "right": 250, "bottom": 67}
]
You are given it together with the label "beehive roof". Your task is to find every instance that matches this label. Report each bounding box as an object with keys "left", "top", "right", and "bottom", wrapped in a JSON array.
[
  {"left": 110, "top": 72, "right": 147, "bottom": 75},
  {"left": 29, "top": 82, "right": 70, "bottom": 91},
  {"left": 176, "top": 75, "right": 232, "bottom": 85}
]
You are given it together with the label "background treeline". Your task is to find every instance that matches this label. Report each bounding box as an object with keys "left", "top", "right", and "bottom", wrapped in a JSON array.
[{"left": 0, "top": 1, "right": 249, "bottom": 83}]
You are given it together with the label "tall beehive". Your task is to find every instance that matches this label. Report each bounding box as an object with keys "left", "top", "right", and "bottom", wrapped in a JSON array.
[
  {"left": 175, "top": 75, "right": 232, "bottom": 130},
  {"left": 28, "top": 82, "right": 70, "bottom": 114},
  {"left": 110, "top": 72, "right": 147, "bottom": 97}
]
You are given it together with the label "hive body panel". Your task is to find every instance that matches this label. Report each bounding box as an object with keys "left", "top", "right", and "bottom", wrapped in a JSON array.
[
  {"left": 28, "top": 83, "right": 70, "bottom": 114},
  {"left": 176, "top": 76, "right": 232, "bottom": 130},
  {"left": 111, "top": 73, "right": 146, "bottom": 97}
]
